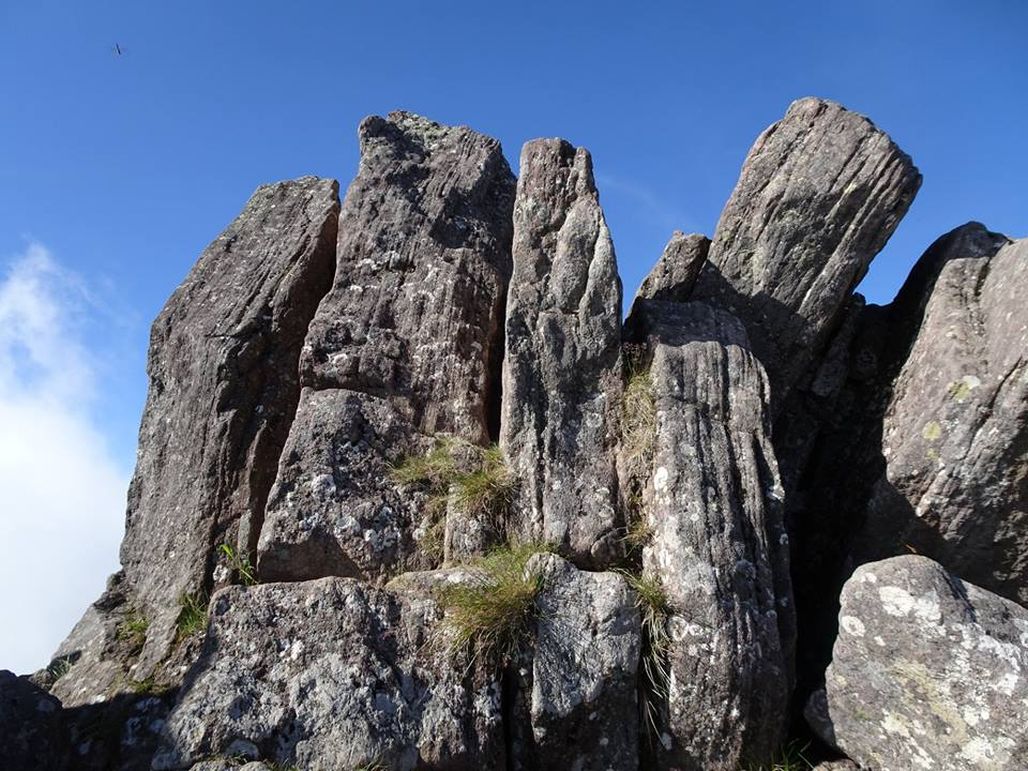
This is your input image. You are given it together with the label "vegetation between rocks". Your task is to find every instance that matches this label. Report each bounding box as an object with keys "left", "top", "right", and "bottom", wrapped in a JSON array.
[
  {"left": 116, "top": 610, "right": 150, "bottom": 653},
  {"left": 174, "top": 591, "right": 209, "bottom": 643},
  {"left": 218, "top": 542, "right": 257, "bottom": 586},
  {"left": 437, "top": 542, "right": 551, "bottom": 666}
]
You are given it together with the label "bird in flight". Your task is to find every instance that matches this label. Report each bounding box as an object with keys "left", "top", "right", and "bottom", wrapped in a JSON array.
[{"left": 112, "top": 43, "right": 124, "bottom": 56}]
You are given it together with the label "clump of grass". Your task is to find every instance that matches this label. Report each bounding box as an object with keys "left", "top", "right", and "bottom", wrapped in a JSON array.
[
  {"left": 390, "top": 437, "right": 460, "bottom": 488},
  {"left": 437, "top": 542, "right": 550, "bottom": 666},
  {"left": 392, "top": 438, "right": 517, "bottom": 559},
  {"left": 621, "top": 364, "right": 657, "bottom": 461},
  {"left": 746, "top": 741, "right": 813, "bottom": 770},
  {"left": 116, "top": 610, "right": 150, "bottom": 653},
  {"left": 218, "top": 542, "right": 257, "bottom": 586},
  {"left": 451, "top": 445, "right": 516, "bottom": 525},
  {"left": 623, "top": 514, "right": 654, "bottom": 551},
  {"left": 616, "top": 569, "right": 672, "bottom": 741},
  {"left": 46, "top": 657, "right": 74, "bottom": 681},
  {"left": 175, "top": 591, "right": 209, "bottom": 643}
]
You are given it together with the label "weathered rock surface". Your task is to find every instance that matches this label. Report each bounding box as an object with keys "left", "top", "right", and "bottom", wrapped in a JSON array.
[
  {"left": 154, "top": 578, "right": 504, "bottom": 770},
  {"left": 56, "top": 177, "right": 340, "bottom": 702},
  {"left": 0, "top": 670, "right": 68, "bottom": 771},
  {"left": 626, "top": 300, "right": 794, "bottom": 769},
  {"left": 628, "top": 231, "right": 709, "bottom": 311},
  {"left": 511, "top": 553, "right": 641, "bottom": 770},
  {"left": 823, "top": 555, "right": 1028, "bottom": 770},
  {"left": 785, "top": 223, "right": 1026, "bottom": 695},
  {"left": 500, "top": 138, "right": 623, "bottom": 568},
  {"left": 256, "top": 388, "right": 434, "bottom": 582},
  {"left": 258, "top": 113, "right": 515, "bottom": 582},
  {"left": 692, "top": 97, "right": 921, "bottom": 408},
  {"left": 853, "top": 229, "right": 1028, "bottom": 603}
]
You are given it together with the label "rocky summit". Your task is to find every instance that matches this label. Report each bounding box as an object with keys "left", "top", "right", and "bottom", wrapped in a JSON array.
[{"left": 1, "top": 100, "right": 1026, "bottom": 770}]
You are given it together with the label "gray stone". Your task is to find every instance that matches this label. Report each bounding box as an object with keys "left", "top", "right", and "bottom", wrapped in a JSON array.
[
  {"left": 511, "top": 554, "right": 641, "bottom": 770},
  {"left": 0, "top": 670, "right": 68, "bottom": 771},
  {"left": 624, "top": 231, "right": 709, "bottom": 333},
  {"left": 258, "top": 112, "right": 515, "bottom": 582},
  {"left": 626, "top": 300, "right": 794, "bottom": 769},
  {"left": 692, "top": 97, "right": 921, "bottom": 409},
  {"left": 854, "top": 229, "right": 1028, "bottom": 604},
  {"left": 824, "top": 555, "right": 1028, "bottom": 770},
  {"left": 154, "top": 578, "right": 504, "bottom": 771},
  {"left": 256, "top": 388, "right": 434, "bottom": 582},
  {"left": 500, "top": 138, "right": 623, "bottom": 568},
  {"left": 56, "top": 178, "right": 340, "bottom": 702}
]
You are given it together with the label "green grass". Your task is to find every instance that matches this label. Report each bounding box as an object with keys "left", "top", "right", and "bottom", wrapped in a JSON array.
[
  {"left": 437, "top": 542, "right": 551, "bottom": 665},
  {"left": 218, "top": 542, "right": 257, "bottom": 586},
  {"left": 116, "top": 610, "right": 149, "bottom": 653},
  {"left": 174, "top": 591, "right": 209, "bottom": 643},
  {"left": 616, "top": 569, "right": 672, "bottom": 739},
  {"left": 744, "top": 741, "right": 813, "bottom": 770},
  {"left": 46, "top": 657, "right": 73, "bottom": 681},
  {"left": 621, "top": 366, "right": 657, "bottom": 461},
  {"left": 392, "top": 438, "right": 517, "bottom": 558},
  {"left": 450, "top": 445, "right": 515, "bottom": 525}
]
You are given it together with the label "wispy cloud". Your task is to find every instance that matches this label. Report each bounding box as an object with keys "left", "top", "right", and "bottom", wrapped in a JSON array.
[{"left": 0, "top": 243, "right": 128, "bottom": 675}]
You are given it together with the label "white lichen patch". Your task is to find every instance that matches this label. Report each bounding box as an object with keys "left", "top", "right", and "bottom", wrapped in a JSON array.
[{"left": 840, "top": 615, "right": 866, "bottom": 637}]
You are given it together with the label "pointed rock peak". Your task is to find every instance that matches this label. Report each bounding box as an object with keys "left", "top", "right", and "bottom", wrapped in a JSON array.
[
  {"left": 625, "top": 232, "right": 710, "bottom": 337},
  {"left": 693, "top": 95, "right": 921, "bottom": 410},
  {"left": 501, "top": 136, "right": 623, "bottom": 568}
]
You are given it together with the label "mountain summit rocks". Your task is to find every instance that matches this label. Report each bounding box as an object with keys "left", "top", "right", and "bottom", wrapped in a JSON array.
[{"left": 9, "top": 98, "right": 1028, "bottom": 771}]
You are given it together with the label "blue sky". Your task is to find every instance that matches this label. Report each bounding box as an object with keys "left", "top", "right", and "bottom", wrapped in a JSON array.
[{"left": 1, "top": 0, "right": 1025, "bottom": 672}]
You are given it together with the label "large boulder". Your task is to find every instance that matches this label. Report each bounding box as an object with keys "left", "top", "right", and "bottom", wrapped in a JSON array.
[
  {"left": 853, "top": 229, "right": 1028, "bottom": 603},
  {"left": 500, "top": 138, "right": 624, "bottom": 568},
  {"left": 511, "top": 553, "right": 641, "bottom": 770},
  {"left": 56, "top": 177, "right": 340, "bottom": 702},
  {"left": 822, "top": 555, "right": 1028, "bottom": 770},
  {"left": 626, "top": 300, "right": 794, "bottom": 769},
  {"left": 257, "top": 113, "right": 515, "bottom": 582},
  {"left": 154, "top": 578, "right": 505, "bottom": 770},
  {"left": 692, "top": 97, "right": 921, "bottom": 409}
]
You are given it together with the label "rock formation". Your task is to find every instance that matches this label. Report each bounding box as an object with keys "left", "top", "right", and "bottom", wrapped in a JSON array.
[
  {"left": 500, "top": 138, "right": 624, "bottom": 568},
  {"left": 257, "top": 112, "right": 515, "bottom": 583},
  {"left": 6, "top": 98, "right": 1027, "bottom": 771},
  {"left": 692, "top": 97, "right": 921, "bottom": 410},
  {"left": 818, "top": 555, "right": 1028, "bottom": 769}
]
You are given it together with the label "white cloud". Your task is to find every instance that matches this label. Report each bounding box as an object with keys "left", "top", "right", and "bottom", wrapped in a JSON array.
[{"left": 0, "top": 244, "right": 128, "bottom": 675}]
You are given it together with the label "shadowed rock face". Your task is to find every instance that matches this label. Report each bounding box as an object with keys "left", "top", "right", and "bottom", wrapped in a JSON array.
[
  {"left": 692, "top": 97, "right": 921, "bottom": 410},
  {"left": 784, "top": 223, "right": 1027, "bottom": 697},
  {"left": 500, "top": 138, "right": 624, "bottom": 568},
  {"left": 821, "top": 555, "right": 1028, "bottom": 770},
  {"left": 854, "top": 230, "right": 1028, "bottom": 604},
  {"left": 626, "top": 300, "right": 794, "bottom": 770},
  {"left": 53, "top": 177, "right": 340, "bottom": 705},
  {"left": 257, "top": 113, "right": 515, "bottom": 583}
]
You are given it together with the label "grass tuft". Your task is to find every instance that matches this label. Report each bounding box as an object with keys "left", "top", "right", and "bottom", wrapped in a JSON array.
[
  {"left": 621, "top": 365, "right": 657, "bottom": 461},
  {"left": 46, "top": 657, "right": 74, "bottom": 681},
  {"left": 218, "top": 542, "right": 257, "bottom": 586},
  {"left": 745, "top": 741, "right": 813, "bottom": 770},
  {"left": 450, "top": 445, "right": 516, "bottom": 525},
  {"left": 437, "top": 542, "right": 551, "bottom": 666},
  {"left": 116, "top": 610, "right": 150, "bottom": 653},
  {"left": 175, "top": 591, "right": 209, "bottom": 643},
  {"left": 616, "top": 569, "right": 673, "bottom": 742}
]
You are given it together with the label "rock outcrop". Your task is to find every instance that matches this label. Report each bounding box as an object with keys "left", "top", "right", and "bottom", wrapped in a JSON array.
[
  {"left": 55, "top": 177, "right": 340, "bottom": 704},
  {"left": 820, "top": 555, "right": 1028, "bottom": 769},
  {"left": 154, "top": 578, "right": 505, "bottom": 770},
  {"left": 511, "top": 554, "right": 641, "bottom": 770},
  {"left": 852, "top": 228, "right": 1028, "bottom": 603},
  {"left": 500, "top": 138, "right": 624, "bottom": 568},
  {"left": 257, "top": 112, "right": 515, "bottom": 583},
  {"left": 19, "top": 99, "right": 1028, "bottom": 771},
  {"left": 692, "top": 97, "right": 921, "bottom": 409},
  {"left": 625, "top": 300, "right": 794, "bottom": 769}
]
